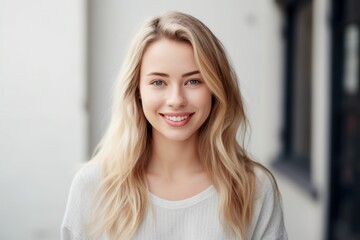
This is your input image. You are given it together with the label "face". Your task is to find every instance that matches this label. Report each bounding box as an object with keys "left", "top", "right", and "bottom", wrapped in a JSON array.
[{"left": 139, "top": 38, "right": 212, "bottom": 143}]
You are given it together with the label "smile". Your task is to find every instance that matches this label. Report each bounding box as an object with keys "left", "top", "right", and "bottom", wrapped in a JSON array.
[
  {"left": 160, "top": 113, "right": 194, "bottom": 126},
  {"left": 164, "top": 115, "right": 189, "bottom": 122}
]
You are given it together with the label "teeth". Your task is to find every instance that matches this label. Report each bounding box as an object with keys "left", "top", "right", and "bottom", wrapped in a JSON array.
[{"left": 164, "top": 115, "right": 189, "bottom": 122}]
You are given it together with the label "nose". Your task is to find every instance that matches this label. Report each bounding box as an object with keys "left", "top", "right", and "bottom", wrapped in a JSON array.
[{"left": 166, "top": 86, "right": 187, "bottom": 108}]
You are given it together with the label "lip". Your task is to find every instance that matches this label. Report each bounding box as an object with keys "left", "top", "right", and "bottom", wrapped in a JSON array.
[
  {"left": 160, "top": 112, "right": 194, "bottom": 117},
  {"left": 159, "top": 112, "right": 194, "bottom": 127}
]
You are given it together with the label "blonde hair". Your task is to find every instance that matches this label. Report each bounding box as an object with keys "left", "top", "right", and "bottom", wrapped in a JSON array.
[{"left": 89, "top": 11, "right": 273, "bottom": 239}]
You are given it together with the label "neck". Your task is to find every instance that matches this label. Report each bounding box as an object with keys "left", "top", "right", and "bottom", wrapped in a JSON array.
[{"left": 147, "top": 132, "right": 203, "bottom": 177}]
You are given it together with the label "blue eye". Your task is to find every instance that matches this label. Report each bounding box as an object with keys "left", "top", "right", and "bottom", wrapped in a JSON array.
[
  {"left": 152, "top": 80, "right": 164, "bottom": 86},
  {"left": 187, "top": 79, "right": 199, "bottom": 85}
]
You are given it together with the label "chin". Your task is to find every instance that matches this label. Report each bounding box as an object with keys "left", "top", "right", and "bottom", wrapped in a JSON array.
[
  {"left": 164, "top": 134, "right": 194, "bottom": 142},
  {"left": 156, "top": 129, "right": 198, "bottom": 143}
]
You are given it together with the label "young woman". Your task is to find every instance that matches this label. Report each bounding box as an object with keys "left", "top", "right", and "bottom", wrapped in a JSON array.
[{"left": 61, "top": 11, "right": 287, "bottom": 240}]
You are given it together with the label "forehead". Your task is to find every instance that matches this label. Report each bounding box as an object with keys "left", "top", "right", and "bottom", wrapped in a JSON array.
[{"left": 140, "top": 38, "right": 198, "bottom": 76}]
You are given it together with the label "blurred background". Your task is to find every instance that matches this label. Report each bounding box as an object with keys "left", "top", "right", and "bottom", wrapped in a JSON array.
[{"left": 0, "top": 0, "right": 359, "bottom": 239}]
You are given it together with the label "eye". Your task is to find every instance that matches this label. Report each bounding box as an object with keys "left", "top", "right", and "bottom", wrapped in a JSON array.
[
  {"left": 151, "top": 80, "right": 165, "bottom": 86},
  {"left": 186, "top": 79, "right": 200, "bottom": 85}
]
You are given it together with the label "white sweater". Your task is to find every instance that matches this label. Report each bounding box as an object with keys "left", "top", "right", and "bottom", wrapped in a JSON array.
[{"left": 61, "top": 162, "right": 288, "bottom": 240}]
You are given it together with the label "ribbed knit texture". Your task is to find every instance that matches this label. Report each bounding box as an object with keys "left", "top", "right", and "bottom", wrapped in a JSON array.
[{"left": 61, "top": 162, "right": 288, "bottom": 240}]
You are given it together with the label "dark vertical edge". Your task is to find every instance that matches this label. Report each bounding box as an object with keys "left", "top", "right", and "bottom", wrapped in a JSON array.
[
  {"left": 327, "top": 0, "right": 345, "bottom": 239},
  {"left": 282, "top": 4, "right": 295, "bottom": 157}
]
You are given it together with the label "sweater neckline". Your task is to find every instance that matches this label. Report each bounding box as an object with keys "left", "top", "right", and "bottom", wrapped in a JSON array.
[{"left": 150, "top": 185, "right": 216, "bottom": 209}]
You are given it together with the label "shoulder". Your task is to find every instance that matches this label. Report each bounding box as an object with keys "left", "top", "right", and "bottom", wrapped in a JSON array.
[
  {"left": 65, "top": 160, "right": 102, "bottom": 205},
  {"left": 253, "top": 165, "right": 278, "bottom": 199},
  {"left": 61, "top": 160, "right": 102, "bottom": 240},
  {"left": 249, "top": 164, "right": 288, "bottom": 239},
  {"left": 71, "top": 160, "right": 102, "bottom": 193}
]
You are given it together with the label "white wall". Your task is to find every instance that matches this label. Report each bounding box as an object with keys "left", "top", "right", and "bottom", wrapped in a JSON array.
[{"left": 0, "top": 0, "right": 86, "bottom": 239}]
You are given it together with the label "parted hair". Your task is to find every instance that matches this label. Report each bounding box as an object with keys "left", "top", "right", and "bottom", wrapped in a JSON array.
[{"left": 88, "top": 11, "right": 273, "bottom": 239}]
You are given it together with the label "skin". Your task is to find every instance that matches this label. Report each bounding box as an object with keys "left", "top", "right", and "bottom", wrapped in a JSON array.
[{"left": 139, "top": 38, "right": 213, "bottom": 200}]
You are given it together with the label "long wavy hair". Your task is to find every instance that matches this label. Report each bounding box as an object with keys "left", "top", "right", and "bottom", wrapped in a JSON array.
[{"left": 88, "top": 11, "right": 271, "bottom": 239}]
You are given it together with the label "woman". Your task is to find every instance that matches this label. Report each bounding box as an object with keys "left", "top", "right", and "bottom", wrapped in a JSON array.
[{"left": 61, "top": 11, "right": 287, "bottom": 240}]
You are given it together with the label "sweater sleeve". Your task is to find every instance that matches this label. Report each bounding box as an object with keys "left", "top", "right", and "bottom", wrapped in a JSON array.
[
  {"left": 249, "top": 168, "right": 288, "bottom": 240},
  {"left": 60, "top": 162, "right": 101, "bottom": 240},
  {"left": 61, "top": 167, "right": 86, "bottom": 240}
]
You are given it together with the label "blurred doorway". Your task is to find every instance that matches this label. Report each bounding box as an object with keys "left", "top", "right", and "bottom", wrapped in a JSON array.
[{"left": 329, "top": 0, "right": 360, "bottom": 239}]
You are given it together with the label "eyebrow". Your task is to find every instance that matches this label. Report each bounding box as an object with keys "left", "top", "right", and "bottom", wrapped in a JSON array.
[{"left": 147, "top": 70, "right": 200, "bottom": 78}]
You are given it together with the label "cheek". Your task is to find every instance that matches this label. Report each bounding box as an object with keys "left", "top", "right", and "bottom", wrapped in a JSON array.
[
  {"left": 196, "top": 90, "right": 213, "bottom": 115},
  {"left": 140, "top": 91, "right": 161, "bottom": 115}
]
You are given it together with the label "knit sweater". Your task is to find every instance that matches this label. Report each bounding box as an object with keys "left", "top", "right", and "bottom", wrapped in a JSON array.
[{"left": 61, "top": 162, "right": 288, "bottom": 239}]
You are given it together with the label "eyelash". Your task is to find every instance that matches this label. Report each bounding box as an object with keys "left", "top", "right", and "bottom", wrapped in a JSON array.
[
  {"left": 151, "top": 80, "right": 165, "bottom": 86},
  {"left": 150, "top": 79, "right": 201, "bottom": 86},
  {"left": 186, "top": 79, "right": 200, "bottom": 85}
]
